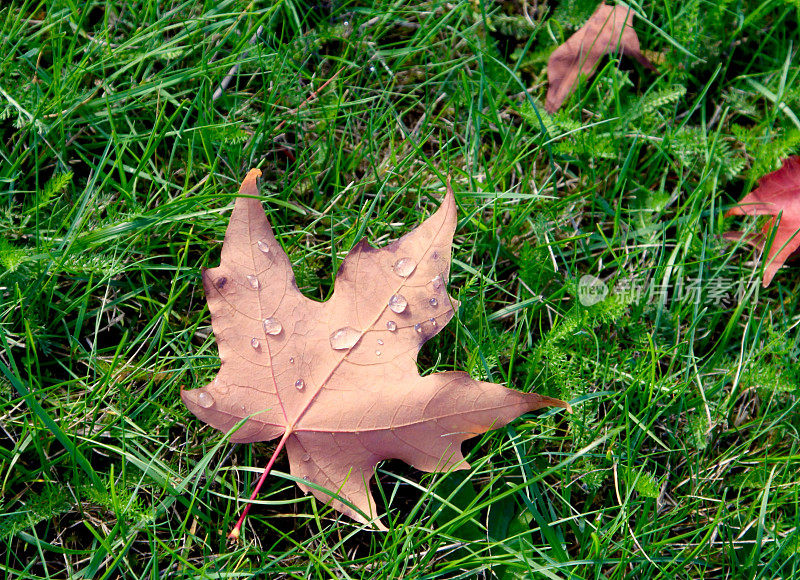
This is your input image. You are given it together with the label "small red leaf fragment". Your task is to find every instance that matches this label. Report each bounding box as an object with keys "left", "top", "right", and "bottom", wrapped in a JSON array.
[
  {"left": 724, "top": 156, "right": 800, "bottom": 287},
  {"left": 545, "top": 2, "right": 655, "bottom": 114}
]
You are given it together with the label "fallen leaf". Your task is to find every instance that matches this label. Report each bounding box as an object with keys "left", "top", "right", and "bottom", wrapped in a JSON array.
[
  {"left": 182, "top": 169, "right": 571, "bottom": 531},
  {"left": 545, "top": 2, "right": 655, "bottom": 114},
  {"left": 724, "top": 156, "right": 800, "bottom": 287}
]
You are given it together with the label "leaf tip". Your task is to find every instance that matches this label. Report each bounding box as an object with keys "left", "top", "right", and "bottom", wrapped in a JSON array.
[
  {"left": 440, "top": 174, "right": 457, "bottom": 221},
  {"left": 536, "top": 393, "right": 573, "bottom": 414},
  {"left": 241, "top": 168, "right": 263, "bottom": 196}
]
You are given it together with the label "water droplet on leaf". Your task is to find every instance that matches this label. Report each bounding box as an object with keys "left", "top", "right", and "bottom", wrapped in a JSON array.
[
  {"left": 431, "top": 251, "right": 440, "bottom": 261},
  {"left": 250, "top": 337, "right": 260, "bottom": 349},
  {"left": 388, "top": 294, "right": 407, "bottom": 313},
  {"left": 386, "top": 320, "right": 397, "bottom": 332},
  {"left": 289, "top": 356, "right": 295, "bottom": 364},
  {"left": 376, "top": 350, "right": 382, "bottom": 356},
  {"left": 430, "top": 275, "right": 444, "bottom": 290},
  {"left": 429, "top": 317, "right": 437, "bottom": 327},
  {"left": 414, "top": 323, "right": 423, "bottom": 333},
  {"left": 257, "top": 239, "right": 270, "bottom": 254},
  {"left": 302, "top": 453, "right": 310, "bottom": 462},
  {"left": 295, "top": 379, "right": 305, "bottom": 390},
  {"left": 263, "top": 317, "right": 282, "bottom": 335},
  {"left": 246, "top": 274, "right": 259, "bottom": 289},
  {"left": 329, "top": 326, "right": 361, "bottom": 350},
  {"left": 392, "top": 257, "right": 416, "bottom": 277},
  {"left": 377, "top": 339, "right": 384, "bottom": 345},
  {"left": 429, "top": 298, "right": 438, "bottom": 307},
  {"left": 197, "top": 391, "right": 215, "bottom": 408}
]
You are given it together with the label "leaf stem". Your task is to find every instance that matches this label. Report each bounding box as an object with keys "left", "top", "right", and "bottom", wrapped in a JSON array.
[{"left": 228, "top": 429, "right": 292, "bottom": 540}]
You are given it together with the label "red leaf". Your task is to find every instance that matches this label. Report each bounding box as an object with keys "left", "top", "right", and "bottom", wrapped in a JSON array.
[
  {"left": 725, "top": 156, "right": 800, "bottom": 286},
  {"left": 545, "top": 2, "right": 655, "bottom": 114}
]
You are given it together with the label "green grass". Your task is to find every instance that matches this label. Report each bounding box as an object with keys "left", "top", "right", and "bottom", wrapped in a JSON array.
[{"left": 1, "top": 0, "right": 799, "bottom": 577}]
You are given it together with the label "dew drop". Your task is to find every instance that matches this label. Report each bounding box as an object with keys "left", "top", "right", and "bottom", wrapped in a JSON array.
[
  {"left": 302, "top": 453, "right": 311, "bottom": 462},
  {"left": 429, "top": 317, "right": 437, "bottom": 327},
  {"left": 431, "top": 251, "right": 440, "bottom": 261},
  {"left": 392, "top": 257, "right": 417, "bottom": 278},
  {"left": 196, "top": 391, "right": 215, "bottom": 408},
  {"left": 329, "top": 326, "right": 361, "bottom": 350},
  {"left": 377, "top": 339, "right": 384, "bottom": 345},
  {"left": 414, "top": 323, "right": 423, "bottom": 333},
  {"left": 289, "top": 357, "right": 295, "bottom": 364},
  {"left": 256, "top": 239, "right": 270, "bottom": 254},
  {"left": 429, "top": 297, "right": 438, "bottom": 308},
  {"left": 216, "top": 276, "right": 227, "bottom": 289},
  {"left": 388, "top": 294, "right": 407, "bottom": 314},
  {"left": 303, "top": 475, "right": 310, "bottom": 482},
  {"left": 295, "top": 378, "right": 305, "bottom": 390},
  {"left": 246, "top": 274, "right": 259, "bottom": 289},
  {"left": 250, "top": 337, "right": 260, "bottom": 349},
  {"left": 263, "top": 317, "right": 282, "bottom": 335},
  {"left": 430, "top": 275, "right": 444, "bottom": 290},
  {"left": 386, "top": 320, "right": 397, "bottom": 332},
  {"left": 239, "top": 403, "right": 247, "bottom": 413},
  {"left": 376, "top": 350, "right": 382, "bottom": 356}
]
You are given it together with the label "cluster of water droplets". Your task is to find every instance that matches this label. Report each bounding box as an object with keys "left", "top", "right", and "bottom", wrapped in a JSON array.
[
  {"left": 242, "top": 239, "right": 278, "bottom": 348},
  {"left": 246, "top": 317, "right": 284, "bottom": 352},
  {"left": 199, "top": 248, "right": 454, "bottom": 416},
  {"left": 385, "top": 254, "right": 448, "bottom": 338}
]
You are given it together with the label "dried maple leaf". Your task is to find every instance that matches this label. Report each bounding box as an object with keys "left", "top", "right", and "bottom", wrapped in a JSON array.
[
  {"left": 182, "top": 169, "right": 571, "bottom": 533},
  {"left": 545, "top": 2, "right": 655, "bottom": 114},
  {"left": 724, "top": 156, "right": 800, "bottom": 287}
]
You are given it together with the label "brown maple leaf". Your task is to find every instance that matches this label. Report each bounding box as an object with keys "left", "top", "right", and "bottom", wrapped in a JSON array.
[
  {"left": 545, "top": 2, "right": 655, "bottom": 114},
  {"left": 724, "top": 156, "right": 800, "bottom": 287},
  {"left": 182, "top": 169, "right": 571, "bottom": 533}
]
